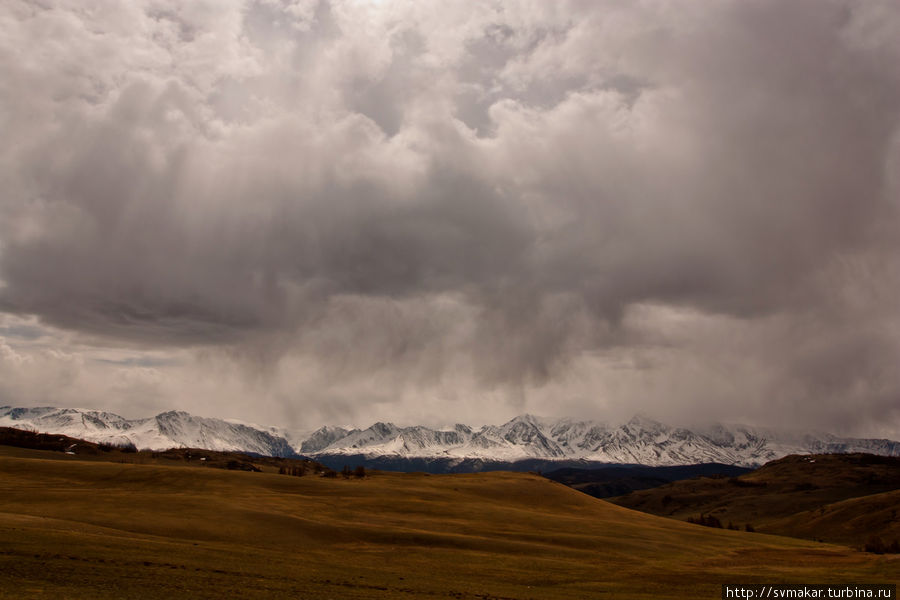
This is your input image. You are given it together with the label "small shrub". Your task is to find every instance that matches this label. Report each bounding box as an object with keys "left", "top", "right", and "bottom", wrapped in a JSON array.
[
  {"left": 354, "top": 465, "right": 366, "bottom": 479},
  {"left": 226, "top": 460, "right": 260, "bottom": 472},
  {"left": 864, "top": 536, "right": 885, "bottom": 554},
  {"left": 745, "top": 523, "right": 755, "bottom": 533},
  {"left": 866, "top": 537, "right": 900, "bottom": 554}
]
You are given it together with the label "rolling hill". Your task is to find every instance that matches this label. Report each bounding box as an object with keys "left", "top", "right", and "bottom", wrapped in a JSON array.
[
  {"left": 610, "top": 453, "right": 900, "bottom": 550},
  {"left": 0, "top": 443, "right": 897, "bottom": 599}
]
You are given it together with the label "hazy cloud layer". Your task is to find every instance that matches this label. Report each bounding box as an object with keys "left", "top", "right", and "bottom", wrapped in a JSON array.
[{"left": 1, "top": 0, "right": 898, "bottom": 435}]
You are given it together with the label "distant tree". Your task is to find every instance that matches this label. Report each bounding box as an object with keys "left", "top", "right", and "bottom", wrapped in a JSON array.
[
  {"left": 322, "top": 468, "right": 337, "bottom": 478},
  {"left": 888, "top": 539, "right": 900, "bottom": 554},
  {"left": 864, "top": 536, "right": 885, "bottom": 554},
  {"left": 688, "top": 514, "right": 723, "bottom": 529},
  {"left": 341, "top": 465, "right": 353, "bottom": 479},
  {"left": 354, "top": 465, "right": 366, "bottom": 479},
  {"left": 278, "top": 466, "right": 287, "bottom": 475},
  {"left": 793, "top": 482, "right": 818, "bottom": 492},
  {"left": 745, "top": 523, "right": 755, "bottom": 533}
]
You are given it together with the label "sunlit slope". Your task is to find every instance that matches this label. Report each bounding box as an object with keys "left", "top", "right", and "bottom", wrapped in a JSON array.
[{"left": 0, "top": 448, "right": 895, "bottom": 600}]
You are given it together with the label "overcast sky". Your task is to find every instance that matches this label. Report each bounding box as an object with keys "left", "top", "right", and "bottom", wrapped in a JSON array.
[{"left": 1, "top": 0, "right": 898, "bottom": 436}]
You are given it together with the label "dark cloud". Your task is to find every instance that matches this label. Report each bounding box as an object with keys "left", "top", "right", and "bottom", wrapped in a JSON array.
[{"left": 0, "top": 0, "right": 898, "bottom": 434}]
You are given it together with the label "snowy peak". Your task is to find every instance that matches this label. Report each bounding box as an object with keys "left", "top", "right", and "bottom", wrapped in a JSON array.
[
  {"left": 320, "top": 423, "right": 476, "bottom": 456},
  {"left": 325, "top": 422, "right": 400, "bottom": 451},
  {"left": 0, "top": 406, "right": 294, "bottom": 458},
  {"left": 624, "top": 413, "right": 667, "bottom": 435},
  {"left": 299, "top": 426, "right": 354, "bottom": 454},
  {"left": 147, "top": 410, "right": 295, "bottom": 457},
  {"left": 2, "top": 405, "right": 899, "bottom": 467},
  {"left": 488, "top": 415, "right": 566, "bottom": 458},
  {"left": 310, "top": 415, "right": 900, "bottom": 467}
]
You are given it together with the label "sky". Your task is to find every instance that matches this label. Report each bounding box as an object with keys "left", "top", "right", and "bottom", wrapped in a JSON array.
[{"left": 0, "top": 0, "right": 899, "bottom": 436}]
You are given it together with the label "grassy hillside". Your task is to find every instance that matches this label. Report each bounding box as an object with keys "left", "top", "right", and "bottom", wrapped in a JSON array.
[
  {"left": 0, "top": 447, "right": 896, "bottom": 599},
  {"left": 769, "top": 489, "right": 900, "bottom": 548},
  {"left": 611, "top": 453, "right": 900, "bottom": 550}
]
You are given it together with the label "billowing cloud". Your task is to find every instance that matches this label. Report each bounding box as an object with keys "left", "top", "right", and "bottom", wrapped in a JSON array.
[{"left": 0, "top": 0, "right": 898, "bottom": 435}]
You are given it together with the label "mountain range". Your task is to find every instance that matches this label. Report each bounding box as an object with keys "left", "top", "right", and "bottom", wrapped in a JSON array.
[{"left": 3, "top": 405, "right": 899, "bottom": 470}]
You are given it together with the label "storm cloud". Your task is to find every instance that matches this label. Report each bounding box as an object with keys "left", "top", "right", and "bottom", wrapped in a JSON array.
[{"left": 1, "top": 0, "right": 898, "bottom": 435}]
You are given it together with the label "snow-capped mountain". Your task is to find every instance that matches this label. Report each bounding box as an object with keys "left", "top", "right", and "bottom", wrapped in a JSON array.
[
  {"left": 2, "top": 405, "right": 899, "bottom": 468},
  {"left": 0, "top": 406, "right": 294, "bottom": 457}
]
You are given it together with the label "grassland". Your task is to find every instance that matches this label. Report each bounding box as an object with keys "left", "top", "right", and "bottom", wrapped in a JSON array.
[
  {"left": 0, "top": 446, "right": 897, "bottom": 599},
  {"left": 611, "top": 453, "right": 900, "bottom": 550}
]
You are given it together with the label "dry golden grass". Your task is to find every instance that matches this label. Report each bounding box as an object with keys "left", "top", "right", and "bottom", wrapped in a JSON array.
[
  {"left": 611, "top": 453, "right": 900, "bottom": 550},
  {"left": 0, "top": 446, "right": 896, "bottom": 599},
  {"left": 769, "top": 489, "right": 900, "bottom": 547}
]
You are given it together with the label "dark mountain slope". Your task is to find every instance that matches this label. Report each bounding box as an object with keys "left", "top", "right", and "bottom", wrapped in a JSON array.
[{"left": 610, "top": 453, "right": 900, "bottom": 550}]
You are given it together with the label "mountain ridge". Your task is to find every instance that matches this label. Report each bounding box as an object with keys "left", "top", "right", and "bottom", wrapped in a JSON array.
[{"left": 2, "top": 405, "right": 898, "bottom": 468}]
